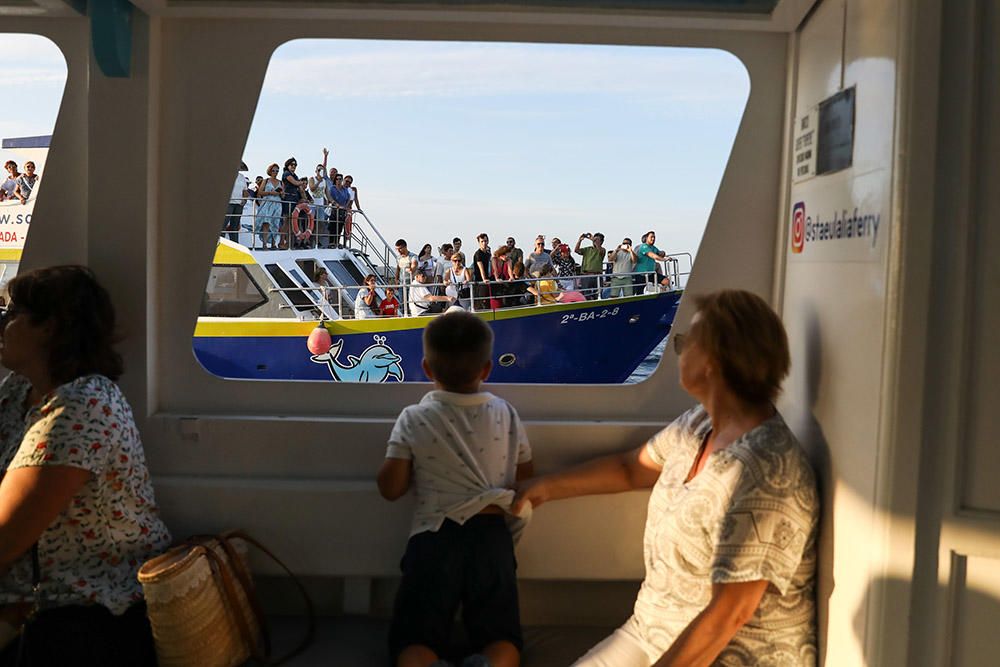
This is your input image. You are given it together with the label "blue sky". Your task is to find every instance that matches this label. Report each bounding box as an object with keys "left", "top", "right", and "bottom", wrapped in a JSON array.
[
  {"left": 0, "top": 34, "right": 65, "bottom": 161},
  {"left": 1, "top": 34, "right": 749, "bottom": 260},
  {"left": 248, "top": 39, "right": 749, "bottom": 258}
]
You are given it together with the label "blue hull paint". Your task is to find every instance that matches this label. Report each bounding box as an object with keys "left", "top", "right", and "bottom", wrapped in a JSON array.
[{"left": 193, "top": 292, "right": 682, "bottom": 384}]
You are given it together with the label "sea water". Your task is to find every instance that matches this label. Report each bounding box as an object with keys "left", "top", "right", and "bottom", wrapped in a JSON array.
[{"left": 624, "top": 339, "right": 667, "bottom": 384}]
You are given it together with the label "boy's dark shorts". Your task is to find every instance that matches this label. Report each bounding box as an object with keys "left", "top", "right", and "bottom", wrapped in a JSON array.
[{"left": 388, "top": 515, "right": 522, "bottom": 661}]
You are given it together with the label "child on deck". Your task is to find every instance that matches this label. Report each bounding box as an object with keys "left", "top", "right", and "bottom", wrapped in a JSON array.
[
  {"left": 378, "top": 312, "right": 533, "bottom": 667},
  {"left": 380, "top": 287, "right": 401, "bottom": 317}
]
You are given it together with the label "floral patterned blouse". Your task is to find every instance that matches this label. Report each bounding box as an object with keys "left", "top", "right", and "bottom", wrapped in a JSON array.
[
  {"left": 625, "top": 405, "right": 819, "bottom": 666},
  {"left": 0, "top": 373, "right": 171, "bottom": 615}
]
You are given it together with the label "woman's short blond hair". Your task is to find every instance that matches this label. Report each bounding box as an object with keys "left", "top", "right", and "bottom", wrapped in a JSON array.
[{"left": 690, "top": 290, "right": 790, "bottom": 405}]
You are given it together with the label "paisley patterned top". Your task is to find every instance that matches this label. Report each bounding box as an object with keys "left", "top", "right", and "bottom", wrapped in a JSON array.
[
  {"left": 631, "top": 405, "right": 818, "bottom": 666},
  {"left": 0, "top": 373, "right": 171, "bottom": 615}
]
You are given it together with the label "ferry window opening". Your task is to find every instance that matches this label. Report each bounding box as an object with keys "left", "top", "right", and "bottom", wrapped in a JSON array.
[
  {"left": 193, "top": 39, "right": 749, "bottom": 384},
  {"left": 0, "top": 34, "right": 68, "bottom": 293}
]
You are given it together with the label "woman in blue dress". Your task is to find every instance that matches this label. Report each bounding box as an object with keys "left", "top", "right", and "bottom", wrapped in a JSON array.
[{"left": 257, "top": 163, "right": 284, "bottom": 250}]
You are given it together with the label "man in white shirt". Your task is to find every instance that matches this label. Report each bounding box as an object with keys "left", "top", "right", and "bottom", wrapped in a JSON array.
[
  {"left": 224, "top": 161, "right": 250, "bottom": 242},
  {"left": 408, "top": 271, "right": 455, "bottom": 316},
  {"left": 395, "top": 239, "right": 419, "bottom": 284}
]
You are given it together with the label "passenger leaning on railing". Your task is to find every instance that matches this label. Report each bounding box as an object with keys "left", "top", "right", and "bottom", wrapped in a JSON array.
[
  {"left": 635, "top": 230, "right": 672, "bottom": 292},
  {"left": 379, "top": 287, "right": 401, "bottom": 318},
  {"left": 409, "top": 272, "right": 455, "bottom": 316},
  {"left": 444, "top": 255, "right": 473, "bottom": 310},
  {"left": 394, "top": 240, "right": 418, "bottom": 285},
  {"left": 354, "top": 274, "right": 379, "bottom": 319},
  {"left": 527, "top": 264, "right": 561, "bottom": 305},
  {"left": 13, "top": 162, "right": 38, "bottom": 206}
]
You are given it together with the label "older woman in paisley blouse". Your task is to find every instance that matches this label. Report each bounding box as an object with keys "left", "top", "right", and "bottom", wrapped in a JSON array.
[
  {"left": 515, "top": 290, "right": 818, "bottom": 666},
  {"left": 0, "top": 266, "right": 171, "bottom": 667}
]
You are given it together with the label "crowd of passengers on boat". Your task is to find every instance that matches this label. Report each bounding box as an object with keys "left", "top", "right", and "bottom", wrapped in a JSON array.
[
  {"left": 222, "top": 149, "right": 361, "bottom": 250},
  {"left": 318, "top": 231, "right": 679, "bottom": 319},
  {"left": 218, "top": 150, "right": 683, "bottom": 319}
]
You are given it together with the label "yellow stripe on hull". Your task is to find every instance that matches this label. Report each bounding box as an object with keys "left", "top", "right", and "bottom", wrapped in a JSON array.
[
  {"left": 194, "top": 294, "right": 665, "bottom": 338},
  {"left": 196, "top": 315, "right": 461, "bottom": 337}
]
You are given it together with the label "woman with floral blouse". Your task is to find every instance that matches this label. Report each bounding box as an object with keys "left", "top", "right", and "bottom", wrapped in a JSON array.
[
  {"left": 514, "top": 290, "right": 819, "bottom": 666},
  {"left": 0, "top": 265, "right": 170, "bottom": 667}
]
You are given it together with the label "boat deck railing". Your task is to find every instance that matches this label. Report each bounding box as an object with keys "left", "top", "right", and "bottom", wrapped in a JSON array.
[
  {"left": 224, "top": 200, "right": 399, "bottom": 281},
  {"left": 223, "top": 203, "right": 694, "bottom": 294},
  {"left": 268, "top": 263, "right": 690, "bottom": 320}
]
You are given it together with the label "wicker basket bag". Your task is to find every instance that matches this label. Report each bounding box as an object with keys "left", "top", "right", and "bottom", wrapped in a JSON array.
[{"left": 138, "top": 531, "right": 314, "bottom": 667}]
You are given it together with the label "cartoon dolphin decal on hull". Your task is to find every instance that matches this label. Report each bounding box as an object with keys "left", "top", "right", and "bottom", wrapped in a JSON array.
[{"left": 311, "top": 335, "right": 405, "bottom": 383}]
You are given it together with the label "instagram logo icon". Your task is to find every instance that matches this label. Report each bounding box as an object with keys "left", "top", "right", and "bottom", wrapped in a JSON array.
[{"left": 791, "top": 202, "right": 806, "bottom": 254}]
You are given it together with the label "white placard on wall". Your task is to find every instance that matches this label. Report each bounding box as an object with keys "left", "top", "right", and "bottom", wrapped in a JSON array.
[{"left": 793, "top": 107, "right": 819, "bottom": 183}]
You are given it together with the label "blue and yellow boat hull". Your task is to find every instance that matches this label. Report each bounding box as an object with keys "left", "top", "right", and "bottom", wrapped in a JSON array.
[{"left": 193, "top": 291, "right": 681, "bottom": 384}]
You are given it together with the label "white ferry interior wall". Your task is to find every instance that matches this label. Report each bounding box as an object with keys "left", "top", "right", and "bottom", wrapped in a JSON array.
[{"left": 1, "top": 0, "right": 997, "bottom": 665}]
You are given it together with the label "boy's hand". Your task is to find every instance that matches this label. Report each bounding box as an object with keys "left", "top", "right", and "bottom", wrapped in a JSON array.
[{"left": 511, "top": 477, "right": 549, "bottom": 515}]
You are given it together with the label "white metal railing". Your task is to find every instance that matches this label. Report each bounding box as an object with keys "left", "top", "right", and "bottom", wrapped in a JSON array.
[
  {"left": 266, "top": 266, "right": 689, "bottom": 320},
  {"left": 222, "top": 199, "right": 398, "bottom": 275},
  {"left": 222, "top": 199, "right": 695, "bottom": 296}
]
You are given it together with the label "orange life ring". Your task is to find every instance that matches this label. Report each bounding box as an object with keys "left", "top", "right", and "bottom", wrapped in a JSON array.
[{"left": 291, "top": 203, "right": 315, "bottom": 241}]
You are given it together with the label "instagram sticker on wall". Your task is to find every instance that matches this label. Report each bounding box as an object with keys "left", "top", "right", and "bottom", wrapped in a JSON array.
[{"left": 791, "top": 201, "right": 806, "bottom": 254}]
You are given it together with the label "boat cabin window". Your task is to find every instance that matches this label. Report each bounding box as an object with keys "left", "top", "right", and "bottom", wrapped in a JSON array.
[
  {"left": 323, "top": 260, "right": 366, "bottom": 305},
  {"left": 200, "top": 265, "right": 268, "bottom": 317},
  {"left": 295, "top": 259, "right": 317, "bottom": 282},
  {"left": 264, "top": 263, "right": 316, "bottom": 314},
  {"left": 194, "top": 39, "right": 748, "bottom": 384}
]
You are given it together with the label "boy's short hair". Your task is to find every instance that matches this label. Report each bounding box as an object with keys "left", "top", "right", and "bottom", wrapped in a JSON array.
[{"left": 423, "top": 312, "right": 494, "bottom": 389}]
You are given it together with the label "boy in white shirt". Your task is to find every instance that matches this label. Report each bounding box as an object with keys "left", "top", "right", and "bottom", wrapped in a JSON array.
[{"left": 378, "top": 312, "right": 533, "bottom": 667}]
